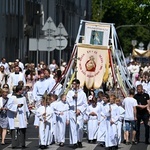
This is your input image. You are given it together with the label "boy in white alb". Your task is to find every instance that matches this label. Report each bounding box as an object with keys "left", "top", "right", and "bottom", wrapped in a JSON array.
[
  {"left": 122, "top": 89, "right": 138, "bottom": 145},
  {"left": 49, "top": 94, "right": 58, "bottom": 144},
  {"left": 36, "top": 98, "right": 53, "bottom": 149},
  {"left": 86, "top": 99, "right": 101, "bottom": 143},
  {"left": 54, "top": 94, "right": 69, "bottom": 146},
  {"left": 116, "top": 98, "right": 125, "bottom": 145},
  {"left": 105, "top": 94, "right": 120, "bottom": 149},
  {"left": 97, "top": 93, "right": 110, "bottom": 147}
]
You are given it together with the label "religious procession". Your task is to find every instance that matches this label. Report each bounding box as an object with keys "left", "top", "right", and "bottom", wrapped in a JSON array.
[{"left": 0, "top": 21, "right": 150, "bottom": 150}]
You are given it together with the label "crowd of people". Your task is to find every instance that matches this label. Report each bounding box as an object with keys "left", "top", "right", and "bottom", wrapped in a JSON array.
[{"left": 0, "top": 57, "right": 149, "bottom": 150}]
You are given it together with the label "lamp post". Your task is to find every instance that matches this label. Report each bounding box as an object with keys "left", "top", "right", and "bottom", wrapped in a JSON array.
[{"left": 131, "top": 40, "right": 137, "bottom": 48}]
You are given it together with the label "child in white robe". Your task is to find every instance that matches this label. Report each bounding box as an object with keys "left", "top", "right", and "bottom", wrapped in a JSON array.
[
  {"left": 97, "top": 93, "right": 109, "bottom": 147},
  {"left": 115, "top": 98, "right": 125, "bottom": 145},
  {"left": 36, "top": 98, "right": 53, "bottom": 149},
  {"left": 54, "top": 94, "right": 69, "bottom": 146},
  {"left": 86, "top": 99, "right": 101, "bottom": 143},
  {"left": 49, "top": 94, "right": 58, "bottom": 144},
  {"left": 105, "top": 94, "right": 120, "bottom": 149}
]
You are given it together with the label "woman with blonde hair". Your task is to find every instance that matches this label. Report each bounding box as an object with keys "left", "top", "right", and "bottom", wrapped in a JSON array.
[{"left": 0, "top": 88, "right": 9, "bottom": 144}]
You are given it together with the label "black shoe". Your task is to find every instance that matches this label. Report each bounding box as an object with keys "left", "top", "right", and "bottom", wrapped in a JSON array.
[
  {"left": 126, "top": 142, "right": 130, "bottom": 145},
  {"left": 131, "top": 141, "right": 137, "bottom": 145},
  {"left": 92, "top": 139, "right": 97, "bottom": 144},
  {"left": 12, "top": 147, "right": 16, "bottom": 149},
  {"left": 59, "top": 143, "right": 64, "bottom": 147},
  {"left": 115, "top": 145, "right": 118, "bottom": 149},
  {"left": 111, "top": 146, "right": 117, "bottom": 150},
  {"left": 145, "top": 140, "right": 150, "bottom": 144},
  {"left": 40, "top": 145, "right": 46, "bottom": 149},
  {"left": 73, "top": 144, "right": 78, "bottom": 149},
  {"left": 136, "top": 139, "right": 140, "bottom": 143},
  {"left": 123, "top": 140, "right": 126, "bottom": 144},
  {"left": 21, "top": 146, "right": 27, "bottom": 149},
  {"left": 50, "top": 141, "right": 55, "bottom": 145},
  {"left": 99, "top": 143, "right": 105, "bottom": 147},
  {"left": 88, "top": 140, "right": 91, "bottom": 143},
  {"left": 78, "top": 142, "right": 83, "bottom": 148}
]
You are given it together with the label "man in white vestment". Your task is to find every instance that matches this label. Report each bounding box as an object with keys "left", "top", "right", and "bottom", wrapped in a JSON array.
[
  {"left": 33, "top": 72, "right": 49, "bottom": 102},
  {"left": 32, "top": 72, "right": 49, "bottom": 126},
  {"left": 7, "top": 85, "right": 30, "bottom": 149},
  {"left": 44, "top": 68, "right": 56, "bottom": 94},
  {"left": 7, "top": 65, "right": 26, "bottom": 92},
  {"left": 66, "top": 79, "right": 87, "bottom": 149},
  {"left": 15, "top": 59, "right": 24, "bottom": 72},
  {"left": 52, "top": 75, "right": 62, "bottom": 96}
]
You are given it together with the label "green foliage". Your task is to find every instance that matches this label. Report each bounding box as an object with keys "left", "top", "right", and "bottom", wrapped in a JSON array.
[{"left": 92, "top": 0, "right": 150, "bottom": 55}]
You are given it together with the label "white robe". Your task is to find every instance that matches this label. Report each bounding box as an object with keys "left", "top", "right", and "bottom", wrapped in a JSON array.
[
  {"left": 66, "top": 88, "right": 87, "bottom": 144},
  {"left": 7, "top": 95, "right": 30, "bottom": 129},
  {"left": 45, "top": 77, "right": 56, "bottom": 94},
  {"left": 50, "top": 101, "right": 58, "bottom": 143},
  {"left": 105, "top": 103, "right": 120, "bottom": 147},
  {"left": 36, "top": 105, "right": 53, "bottom": 146},
  {"left": 0, "top": 72, "right": 6, "bottom": 87},
  {"left": 117, "top": 106, "right": 125, "bottom": 145},
  {"left": 53, "top": 83, "right": 62, "bottom": 96},
  {"left": 32, "top": 79, "right": 48, "bottom": 102},
  {"left": 54, "top": 100, "right": 69, "bottom": 143},
  {"left": 86, "top": 104, "right": 101, "bottom": 140},
  {"left": 97, "top": 103, "right": 109, "bottom": 142},
  {"left": 7, "top": 72, "right": 26, "bottom": 91}
]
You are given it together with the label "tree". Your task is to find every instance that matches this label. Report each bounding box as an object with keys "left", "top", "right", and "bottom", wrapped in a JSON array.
[{"left": 92, "top": 0, "right": 150, "bottom": 55}]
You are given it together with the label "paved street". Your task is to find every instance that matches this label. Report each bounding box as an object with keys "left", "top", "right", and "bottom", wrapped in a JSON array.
[{"left": 0, "top": 113, "right": 150, "bottom": 150}]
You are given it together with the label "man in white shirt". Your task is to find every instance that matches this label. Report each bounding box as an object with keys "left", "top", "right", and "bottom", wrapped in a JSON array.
[
  {"left": 44, "top": 69, "right": 56, "bottom": 94},
  {"left": 122, "top": 89, "right": 138, "bottom": 145},
  {"left": 49, "top": 59, "right": 58, "bottom": 72},
  {"left": 0, "top": 57, "right": 10, "bottom": 82}
]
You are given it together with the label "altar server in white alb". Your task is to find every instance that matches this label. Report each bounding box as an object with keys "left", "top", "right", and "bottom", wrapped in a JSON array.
[
  {"left": 7, "top": 85, "right": 30, "bottom": 149},
  {"left": 52, "top": 75, "right": 62, "bottom": 96},
  {"left": 44, "top": 69, "right": 56, "bottom": 93},
  {"left": 7, "top": 65, "right": 26, "bottom": 92},
  {"left": 33, "top": 72, "right": 49, "bottom": 126},
  {"left": 66, "top": 79, "right": 87, "bottom": 149},
  {"left": 97, "top": 93, "right": 110, "bottom": 147},
  {"left": 32, "top": 71, "right": 48, "bottom": 102},
  {"left": 49, "top": 94, "right": 58, "bottom": 144},
  {"left": 36, "top": 97, "right": 54, "bottom": 149},
  {"left": 54, "top": 94, "right": 69, "bottom": 147},
  {"left": 105, "top": 94, "right": 120, "bottom": 150},
  {"left": 115, "top": 98, "right": 125, "bottom": 145},
  {"left": 86, "top": 98, "right": 101, "bottom": 144}
]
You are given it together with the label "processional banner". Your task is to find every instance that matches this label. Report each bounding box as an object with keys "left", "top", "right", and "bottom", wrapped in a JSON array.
[
  {"left": 84, "top": 23, "right": 110, "bottom": 46},
  {"left": 77, "top": 44, "right": 109, "bottom": 89}
]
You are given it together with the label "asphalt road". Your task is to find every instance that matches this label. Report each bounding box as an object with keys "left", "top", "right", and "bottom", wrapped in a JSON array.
[{"left": 0, "top": 113, "right": 150, "bottom": 150}]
